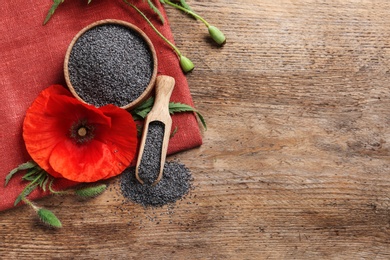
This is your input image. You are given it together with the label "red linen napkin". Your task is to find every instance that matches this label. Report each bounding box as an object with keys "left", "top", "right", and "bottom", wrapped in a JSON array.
[{"left": 0, "top": 0, "right": 202, "bottom": 211}]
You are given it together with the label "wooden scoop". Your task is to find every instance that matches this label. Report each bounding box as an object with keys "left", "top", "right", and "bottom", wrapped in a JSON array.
[{"left": 135, "top": 75, "right": 175, "bottom": 185}]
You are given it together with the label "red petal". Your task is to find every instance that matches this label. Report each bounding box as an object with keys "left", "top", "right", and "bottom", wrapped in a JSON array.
[
  {"left": 98, "top": 105, "right": 138, "bottom": 179},
  {"left": 23, "top": 85, "right": 72, "bottom": 177},
  {"left": 49, "top": 139, "right": 115, "bottom": 182},
  {"left": 45, "top": 94, "right": 112, "bottom": 128}
]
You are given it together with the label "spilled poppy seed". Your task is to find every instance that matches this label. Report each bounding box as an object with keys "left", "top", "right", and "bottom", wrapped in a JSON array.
[{"left": 120, "top": 161, "right": 193, "bottom": 207}]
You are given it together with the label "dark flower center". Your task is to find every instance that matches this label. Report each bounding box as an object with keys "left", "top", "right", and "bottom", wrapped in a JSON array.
[{"left": 70, "top": 119, "right": 95, "bottom": 144}]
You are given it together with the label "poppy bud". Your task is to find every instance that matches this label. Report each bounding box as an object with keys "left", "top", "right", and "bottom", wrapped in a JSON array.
[
  {"left": 180, "top": 55, "right": 195, "bottom": 73},
  {"left": 75, "top": 184, "right": 107, "bottom": 198},
  {"left": 37, "top": 208, "right": 62, "bottom": 228},
  {"left": 208, "top": 25, "right": 226, "bottom": 46}
]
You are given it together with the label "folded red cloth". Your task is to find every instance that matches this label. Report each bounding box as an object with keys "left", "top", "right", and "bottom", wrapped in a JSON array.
[{"left": 0, "top": 0, "right": 202, "bottom": 211}]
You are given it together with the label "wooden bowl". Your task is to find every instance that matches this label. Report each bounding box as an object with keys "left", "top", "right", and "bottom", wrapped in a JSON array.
[{"left": 64, "top": 19, "right": 158, "bottom": 110}]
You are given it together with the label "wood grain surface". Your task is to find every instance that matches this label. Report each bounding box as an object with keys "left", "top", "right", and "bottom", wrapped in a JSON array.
[{"left": 2, "top": 0, "right": 390, "bottom": 259}]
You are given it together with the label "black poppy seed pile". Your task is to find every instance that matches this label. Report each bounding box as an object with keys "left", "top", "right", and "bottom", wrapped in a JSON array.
[
  {"left": 120, "top": 120, "right": 193, "bottom": 207},
  {"left": 68, "top": 24, "right": 154, "bottom": 107},
  {"left": 138, "top": 121, "right": 165, "bottom": 184},
  {"left": 120, "top": 161, "right": 193, "bottom": 207}
]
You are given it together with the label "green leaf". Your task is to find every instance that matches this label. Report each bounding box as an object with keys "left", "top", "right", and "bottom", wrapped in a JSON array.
[
  {"left": 147, "top": 0, "right": 165, "bottom": 24},
  {"left": 160, "top": 0, "right": 192, "bottom": 11},
  {"left": 168, "top": 102, "right": 194, "bottom": 113},
  {"left": 43, "top": 0, "right": 65, "bottom": 25},
  {"left": 168, "top": 102, "right": 207, "bottom": 129},
  {"left": 36, "top": 173, "right": 50, "bottom": 191},
  {"left": 22, "top": 168, "right": 42, "bottom": 181},
  {"left": 14, "top": 183, "right": 38, "bottom": 206},
  {"left": 41, "top": 176, "right": 51, "bottom": 192},
  {"left": 37, "top": 208, "right": 62, "bottom": 228},
  {"left": 74, "top": 184, "right": 107, "bottom": 198},
  {"left": 195, "top": 110, "right": 207, "bottom": 130},
  {"left": 131, "top": 97, "right": 154, "bottom": 120},
  {"left": 179, "top": 0, "right": 193, "bottom": 12},
  {"left": 5, "top": 161, "right": 37, "bottom": 186},
  {"left": 131, "top": 97, "right": 207, "bottom": 129},
  {"left": 135, "top": 97, "right": 155, "bottom": 111},
  {"left": 14, "top": 170, "right": 47, "bottom": 206},
  {"left": 48, "top": 178, "right": 56, "bottom": 194}
]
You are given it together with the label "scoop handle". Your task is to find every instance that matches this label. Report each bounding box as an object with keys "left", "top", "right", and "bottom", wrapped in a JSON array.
[{"left": 152, "top": 75, "right": 175, "bottom": 117}]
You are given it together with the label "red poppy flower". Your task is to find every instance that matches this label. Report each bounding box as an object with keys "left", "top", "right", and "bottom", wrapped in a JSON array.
[{"left": 23, "top": 85, "right": 138, "bottom": 182}]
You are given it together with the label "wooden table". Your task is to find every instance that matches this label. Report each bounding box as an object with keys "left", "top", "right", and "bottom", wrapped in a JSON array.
[{"left": 1, "top": 1, "right": 390, "bottom": 258}]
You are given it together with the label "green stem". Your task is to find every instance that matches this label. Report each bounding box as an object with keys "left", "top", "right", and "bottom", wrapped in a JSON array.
[
  {"left": 123, "top": 0, "right": 182, "bottom": 57},
  {"left": 48, "top": 178, "right": 55, "bottom": 193},
  {"left": 163, "top": 0, "right": 210, "bottom": 27},
  {"left": 48, "top": 178, "right": 70, "bottom": 195},
  {"left": 22, "top": 197, "right": 39, "bottom": 212}
]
